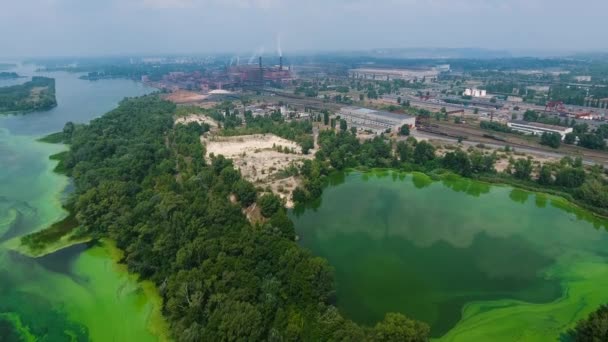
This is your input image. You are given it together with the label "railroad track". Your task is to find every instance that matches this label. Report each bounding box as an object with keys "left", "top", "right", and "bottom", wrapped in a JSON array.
[{"left": 420, "top": 123, "right": 608, "bottom": 166}]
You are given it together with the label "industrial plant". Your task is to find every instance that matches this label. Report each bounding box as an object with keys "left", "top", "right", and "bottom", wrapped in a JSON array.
[{"left": 339, "top": 106, "right": 416, "bottom": 134}]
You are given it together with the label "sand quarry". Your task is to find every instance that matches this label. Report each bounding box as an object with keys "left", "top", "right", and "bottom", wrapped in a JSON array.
[
  {"left": 175, "top": 114, "right": 219, "bottom": 130},
  {"left": 164, "top": 90, "right": 208, "bottom": 104},
  {"left": 204, "top": 134, "right": 314, "bottom": 207}
]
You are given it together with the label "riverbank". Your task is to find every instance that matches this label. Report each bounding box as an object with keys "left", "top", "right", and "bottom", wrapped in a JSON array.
[{"left": 0, "top": 68, "right": 164, "bottom": 341}]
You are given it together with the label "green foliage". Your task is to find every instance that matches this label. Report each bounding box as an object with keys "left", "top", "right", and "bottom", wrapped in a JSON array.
[
  {"left": 512, "top": 158, "right": 533, "bottom": 180},
  {"left": 227, "top": 110, "right": 314, "bottom": 151},
  {"left": 54, "top": 95, "right": 415, "bottom": 341},
  {"left": 555, "top": 167, "right": 586, "bottom": 188},
  {"left": 399, "top": 125, "right": 410, "bottom": 136},
  {"left": 258, "top": 193, "right": 283, "bottom": 218},
  {"left": 568, "top": 304, "right": 608, "bottom": 341},
  {"left": 540, "top": 132, "right": 561, "bottom": 149},
  {"left": 413, "top": 141, "right": 436, "bottom": 165},
  {"left": 233, "top": 179, "right": 257, "bottom": 207},
  {"left": 564, "top": 132, "right": 576, "bottom": 144},
  {"left": 373, "top": 313, "right": 430, "bottom": 342},
  {"left": 0, "top": 76, "right": 57, "bottom": 113},
  {"left": 523, "top": 110, "right": 539, "bottom": 122},
  {"left": 537, "top": 165, "right": 553, "bottom": 186},
  {"left": 396, "top": 141, "right": 413, "bottom": 162},
  {"left": 442, "top": 149, "right": 472, "bottom": 176},
  {"left": 480, "top": 121, "right": 512, "bottom": 133},
  {"left": 579, "top": 133, "right": 606, "bottom": 150}
]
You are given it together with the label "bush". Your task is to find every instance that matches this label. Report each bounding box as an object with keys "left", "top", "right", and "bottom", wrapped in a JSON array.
[
  {"left": 540, "top": 132, "right": 561, "bottom": 149},
  {"left": 258, "top": 193, "right": 283, "bottom": 218},
  {"left": 233, "top": 179, "right": 257, "bottom": 207}
]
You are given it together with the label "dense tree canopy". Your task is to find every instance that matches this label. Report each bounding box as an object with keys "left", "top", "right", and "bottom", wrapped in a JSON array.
[{"left": 51, "top": 95, "right": 430, "bottom": 341}]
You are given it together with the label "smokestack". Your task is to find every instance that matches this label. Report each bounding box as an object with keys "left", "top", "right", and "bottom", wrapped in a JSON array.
[
  {"left": 280, "top": 56, "right": 283, "bottom": 70},
  {"left": 259, "top": 56, "right": 263, "bottom": 85}
]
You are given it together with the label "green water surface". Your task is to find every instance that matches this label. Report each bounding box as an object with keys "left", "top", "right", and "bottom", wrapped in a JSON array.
[
  {"left": 291, "top": 171, "right": 608, "bottom": 341},
  {"left": 0, "top": 64, "right": 166, "bottom": 341}
]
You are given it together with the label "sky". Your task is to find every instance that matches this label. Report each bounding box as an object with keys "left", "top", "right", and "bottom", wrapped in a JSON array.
[{"left": 1, "top": 0, "right": 607, "bottom": 57}]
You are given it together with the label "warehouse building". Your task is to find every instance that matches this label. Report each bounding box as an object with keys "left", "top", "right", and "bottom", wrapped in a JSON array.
[
  {"left": 339, "top": 107, "right": 416, "bottom": 134},
  {"left": 349, "top": 68, "right": 439, "bottom": 81},
  {"left": 507, "top": 120, "right": 573, "bottom": 140}
]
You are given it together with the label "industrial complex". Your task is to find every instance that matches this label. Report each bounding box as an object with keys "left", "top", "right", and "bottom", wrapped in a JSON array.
[
  {"left": 339, "top": 106, "right": 416, "bottom": 134},
  {"left": 349, "top": 67, "right": 441, "bottom": 81}
]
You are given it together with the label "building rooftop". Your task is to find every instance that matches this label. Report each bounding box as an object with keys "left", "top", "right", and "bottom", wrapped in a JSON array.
[
  {"left": 510, "top": 120, "right": 570, "bottom": 131},
  {"left": 341, "top": 106, "right": 415, "bottom": 122}
]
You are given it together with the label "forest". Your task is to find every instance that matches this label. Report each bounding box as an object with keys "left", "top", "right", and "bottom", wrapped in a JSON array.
[
  {"left": 45, "top": 96, "right": 430, "bottom": 341},
  {"left": 0, "top": 76, "right": 57, "bottom": 113}
]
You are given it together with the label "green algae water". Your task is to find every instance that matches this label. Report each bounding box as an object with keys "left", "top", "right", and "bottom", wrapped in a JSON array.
[
  {"left": 291, "top": 171, "right": 608, "bottom": 341},
  {"left": 0, "top": 64, "right": 167, "bottom": 341}
]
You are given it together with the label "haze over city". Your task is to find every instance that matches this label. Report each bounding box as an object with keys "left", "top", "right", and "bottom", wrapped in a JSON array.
[
  {"left": 4, "top": 0, "right": 608, "bottom": 341},
  {"left": 2, "top": 0, "right": 608, "bottom": 57}
]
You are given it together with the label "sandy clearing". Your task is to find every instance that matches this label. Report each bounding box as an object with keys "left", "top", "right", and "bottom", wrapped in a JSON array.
[
  {"left": 164, "top": 90, "right": 208, "bottom": 104},
  {"left": 204, "top": 134, "right": 314, "bottom": 208},
  {"left": 175, "top": 114, "right": 219, "bottom": 128}
]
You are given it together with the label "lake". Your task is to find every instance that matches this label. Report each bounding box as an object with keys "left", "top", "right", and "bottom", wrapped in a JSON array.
[
  {"left": 291, "top": 171, "right": 608, "bottom": 341},
  {"left": 0, "top": 63, "right": 167, "bottom": 341}
]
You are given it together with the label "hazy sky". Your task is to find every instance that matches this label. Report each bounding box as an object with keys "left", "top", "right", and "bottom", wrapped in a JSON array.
[{"left": 2, "top": 0, "right": 607, "bottom": 57}]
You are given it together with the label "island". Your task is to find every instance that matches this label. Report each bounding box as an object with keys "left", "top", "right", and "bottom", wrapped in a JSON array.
[
  {"left": 0, "top": 76, "right": 57, "bottom": 114},
  {"left": 0, "top": 72, "right": 21, "bottom": 79}
]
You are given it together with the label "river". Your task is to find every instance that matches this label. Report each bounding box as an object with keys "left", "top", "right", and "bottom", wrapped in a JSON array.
[
  {"left": 291, "top": 171, "right": 608, "bottom": 341},
  {"left": 0, "top": 64, "right": 167, "bottom": 341}
]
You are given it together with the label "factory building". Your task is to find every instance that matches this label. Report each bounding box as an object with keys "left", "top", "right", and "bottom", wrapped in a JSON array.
[
  {"left": 339, "top": 107, "right": 416, "bottom": 134},
  {"left": 349, "top": 68, "right": 439, "bottom": 81},
  {"left": 507, "top": 120, "right": 573, "bottom": 140},
  {"left": 463, "top": 88, "right": 487, "bottom": 97}
]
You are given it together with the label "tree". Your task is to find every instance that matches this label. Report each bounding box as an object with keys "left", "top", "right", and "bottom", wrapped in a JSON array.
[
  {"left": 413, "top": 141, "right": 436, "bottom": 165},
  {"left": 373, "top": 313, "right": 430, "bottom": 342},
  {"left": 397, "top": 96, "right": 402, "bottom": 104},
  {"left": 540, "top": 132, "right": 561, "bottom": 149},
  {"left": 339, "top": 119, "right": 348, "bottom": 132},
  {"left": 512, "top": 158, "right": 533, "bottom": 180},
  {"left": 359, "top": 94, "right": 365, "bottom": 101},
  {"left": 564, "top": 132, "right": 576, "bottom": 145},
  {"left": 233, "top": 180, "right": 257, "bottom": 207},
  {"left": 300, "top": 136, "right": 314, "bottom": 155},
  {"left": 555, "top": 167, "right": 586, "bottom": 188},
  {"left": 396, "top": 141, "right": 413, "bottom": 162},
  {"left": 537, "top": 165, "right": 553, "bottom": 185},
  {"left": 579, "top": 133, "right": 606, "bottom": 150},
  {"left": 568, "top": 304, "right": 608, "bottom": 341},
  {"left": 399, "top": 125, "right": 410, "bottom": 136},
  {"left": 258, "top": 193, "right": 282, "bottom": 218},
  {"left": 323, "top": 111, "right": 329, "bottom": 126},
  {"left": 523, "top": 109, "right": 539, "bottom": 122},
  {"left": 292, "top": 187, "right": 308, "bottom": 204},
  {"left": 442, "top": 149, "right": 472, "bottom": 176}
]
